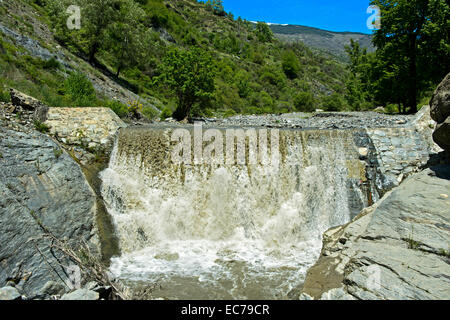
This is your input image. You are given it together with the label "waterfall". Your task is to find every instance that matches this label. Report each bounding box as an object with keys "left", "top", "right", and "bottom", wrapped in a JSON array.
[{"left": 100, "top": 125, "right": 369, "bottom": 299}]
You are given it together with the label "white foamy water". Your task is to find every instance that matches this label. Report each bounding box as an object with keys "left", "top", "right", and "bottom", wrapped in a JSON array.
[{"left": 100, "top": 127, "right": 368, "bottom": 299}]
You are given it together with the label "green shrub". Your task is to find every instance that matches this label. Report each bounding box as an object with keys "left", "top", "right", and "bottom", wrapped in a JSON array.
[
  {"left": 322, "top": 93, "right": 345, "bottom": 112},
  {"left": 294, "top": 92, "right": 315, "bottom": 112},
  {"left": 282, "top": 49, "right": 300, "bottom": 79},
  {"left": 142, "top": 105, "right": 159, "bottom": 120},
  {"left": 64, "top": 72, "right": 97, "bottom": 107},
  {"left": 0, "top": 88, "right": 10, "bottom": 102},
  {"left": 34, "top": 120, "right": 50, "bottom": 133},
  {"left": 105, "top": 100, "right": 129, "bottom": 118},
  {"left": 160, "top": 107, "right": 172, "bottom": 120},
  {"left": 43, "top": 57, "right": 61, "bottom": 70}
]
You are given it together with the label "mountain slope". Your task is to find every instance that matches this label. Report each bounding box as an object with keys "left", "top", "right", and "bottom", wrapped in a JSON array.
[
  {"left": 270, "top": 24, "right": 375, "bottom": 59},
  {"left": 0, "top": 0, "right": 355, "bottom": 119}
]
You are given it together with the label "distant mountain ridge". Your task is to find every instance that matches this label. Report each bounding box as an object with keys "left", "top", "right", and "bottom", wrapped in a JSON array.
[{"left": 268, "top": 23, "right": 375, "bottom": 59}]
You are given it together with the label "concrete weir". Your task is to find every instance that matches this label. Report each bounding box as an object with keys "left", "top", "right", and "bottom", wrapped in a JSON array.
[{"left": 97, "top": 108, "right": 437, "bottom": 299}]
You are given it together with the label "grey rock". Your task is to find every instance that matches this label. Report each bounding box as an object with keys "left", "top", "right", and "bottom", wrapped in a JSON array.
[
  {"left": 320, "top": 288, "right": 356, "bottom": 300},
  {"left": 60, "top": 289, "right": 99, "bottom": 301},
  {"left": 9, "top": 89, "right": 49, "bottom": 122},
  {"left": 433, "top": 118, "right": 450, "bottom": 152},
  {"left": 0, "top": 127, "right": 99, "bottom": 297},
  {"left": 39, "top": 281, "right": 65, "bottom": 296},
  {"left": 430, "top": 73, "right": 450, "bottom": 124},
  {"left": 302, "top": 166, "right": 450, "bottom": 300},
  {"left": 0, "top": 286, "right": 22, "bottom": 300}
]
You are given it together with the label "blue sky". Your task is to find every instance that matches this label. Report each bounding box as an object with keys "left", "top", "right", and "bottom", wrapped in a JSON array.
[{"left": 217, "top": 0, "right": 374, "bottom": 34}]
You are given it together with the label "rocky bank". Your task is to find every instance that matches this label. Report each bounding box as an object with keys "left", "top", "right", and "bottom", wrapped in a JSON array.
[
  {"left": 300, "top": 74, "right": 450, "bottom": 300},
  {"left": 0, "top": 123, "right": 99, "bottom": 298},
  {"left": 300, "top": 166, "right": 450, "bottom": 300}
]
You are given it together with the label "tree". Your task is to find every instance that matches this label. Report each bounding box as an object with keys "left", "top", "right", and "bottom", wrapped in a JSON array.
[
  {"left": 105, "top": 0, "right": 148, "bottom": 77},
  {"left": 281, "top": 49, "right": 301, "bottom": 79},
  {"left": 255, "top": 22, "right": 273, "bottom": 43},
  {"left": 294, "top": 92, "right": 315, "bottom": 112},
  {"left": 344, "top": 40, "right": 375, "bottom": 111},
  {"left": 370, "top": 0, "right": 450, "bottom": 113},
  {"left": 159, "top": 48, "right": 216, "bottom": 121},
  {"left": 205, "top": 0, "right": 225, "bottom": 16},
  {"left": 80, "top": 0, "right": 119, "bottom": 63}
]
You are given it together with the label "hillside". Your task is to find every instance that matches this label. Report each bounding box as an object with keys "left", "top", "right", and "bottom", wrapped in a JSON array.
[
  {"left": 269, "top": 24, "right": 375, "bottom": 60},
  {"left": 0, "top": 0, "right": 355, "bottom": 120}
]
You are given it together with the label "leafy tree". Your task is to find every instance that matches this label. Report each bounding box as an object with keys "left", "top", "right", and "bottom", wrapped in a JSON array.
[
  {"left": 205, "top": 0, "right": 225, "bottom": 16},
  {"left": 106, "top": 0, "right": 148, "bottom": 77},
  {"left": 344, "top": 40, "right": 375, "bottom": 111},
  {"left": 281, "top": 49, "right": 301, "bottom": 79},
  {"left": 159, "top": 48, "right": 216, "bottom": 120},
  {"left": 80, "top": 0, "right": 119, "bottom": 63},
  {"left": 255, "top": 22, "right": 273, "bottom": 43},
  {"left": 322, "top": 93, "right": 345, "bottom": 112},
  {"left": 294, "top": 92, "right": 315, "bottom": 112},
  {"left": 370, "top": 0, "right": 450, "bottom": 113}
]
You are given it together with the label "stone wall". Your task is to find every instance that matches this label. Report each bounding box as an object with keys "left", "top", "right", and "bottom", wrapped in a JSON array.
[
  {"left": 362, "top": 106, "right": 438, "bottom": 194},
  {"left": 45, "top": 108, "right": 126, "bottom": 149}
]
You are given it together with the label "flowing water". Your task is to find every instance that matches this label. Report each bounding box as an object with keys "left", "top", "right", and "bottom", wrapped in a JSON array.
[{"left": 100, "top": 125, "right": 370, "bottom": 299}]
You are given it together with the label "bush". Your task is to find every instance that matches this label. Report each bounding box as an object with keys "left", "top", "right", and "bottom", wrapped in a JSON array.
[
  {"left": 64, "top": 72, "right": 97, "bottom": 107},
  {"left": 322, "top": 93, "right": 345, "bottom": 112},
  {"left": 34, "top": 120, "right": 50, "bottom": 133},
  {"left": 160, "top": 107, "right": 172, "bottom": 120},
  {"left": 0, "top": 82, "right": 10, "bottom": 102},
  {"left": 294, "top": 92, "right": 315, "bottom": 112},
  {"left": 43, "top": 57, "right": 61, "bottom": 70},
  {"left": 282, "top": 50, "right": 300, "bottom": 79},
  {"left": 105, "top": 100, "right": 129, "bottom": 118}
]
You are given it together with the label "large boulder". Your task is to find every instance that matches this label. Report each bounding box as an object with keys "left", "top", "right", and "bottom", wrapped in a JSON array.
[
  {"left": 433, "top": 118, "right": 450, "bottom": 152},
  {"left": 430, "top": 73, "right": 450, "bottom": 153},
  {"left": 9, "top": 88, "right": 49, "bottom": 122},
  {"left": 301, "top": 166, "right": 450, "bottom": 300},
  {"left": 430, "top": 73, "right": 450, "bottom": 124},
  {"left": 0, "top": 126, "right": 99, "bottom": 297}
]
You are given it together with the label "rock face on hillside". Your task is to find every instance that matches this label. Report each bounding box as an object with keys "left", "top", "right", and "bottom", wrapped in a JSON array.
[
  {"left": 430, "top": 73, "right": 450, "bottom": 153},
  {"left": 0, "top": 126, "right": 99, "bottom": 298},
  {"left": 10, "top": 89, "right": 49, "bottom": 122},
  {"left": 301, "top": 166, "right": 450, "bottom": 300}
]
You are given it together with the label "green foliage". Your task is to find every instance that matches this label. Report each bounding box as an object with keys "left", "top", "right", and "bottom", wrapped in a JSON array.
[
  {"left": 158, "top": 47, "right": 215, "bottom": 120},
  {"left": 0, "top": 79, "right": 10, "bottom": 103},
  {"left": 105, "top": 0, "right": 149, "bottom": 77},
  {"left": 53, "top": 148, "right": 63, "bottom": 159},
  {"left": 160, "top": 107, "right": 173, "bottom": 120},
  {"left": 294, "top": 92, "right": 315, "bottom": 112},
  {"left": 34, "top": 120, "right": 50, "bottom": 133},
  {"left": 105, "top": 99, "right": 129, "bottom": 118},
  {"left": 64, "top": 71, "right": 97, "bottom": 107},
  {"left": 42, "top": 57, "right": 61, "bottom": 70},
  {"left": 19, "top": 0, "right": 354, "bottom": 118},
  {"left": 322, "top": 93, "right": 345, "bottom": 112},
  {"left": 255, "top": 22, "right": 273, "bottom": 43},
  {"left": 205, "top": 0, "right": 226, "bottom": 16},
  {"left": 260, "top": 65, "right": 286, "bottom": 87},
  {"left": 281, "top": 49, "right": 301, "bottom": 79},
  {"left": 364, "top": 0, "right": 450, "bottom": 114}
]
